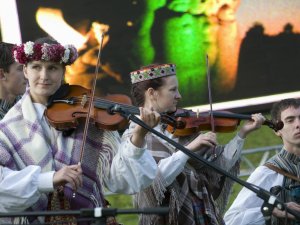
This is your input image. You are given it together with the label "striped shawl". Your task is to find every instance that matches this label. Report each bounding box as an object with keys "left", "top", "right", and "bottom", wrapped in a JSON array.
[
  {"left": 123, "top": 122, "right": 238, "bottom": 225},
  {"left": 0, "top": 91, "right": 119, "bottom": 223},
  {"left": 266, "top": 149, "right": 300, "bottom": 225}
]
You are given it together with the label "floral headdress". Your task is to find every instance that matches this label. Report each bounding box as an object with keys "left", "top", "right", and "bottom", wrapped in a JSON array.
[
  {"left": 130, "top": 63, "right": 176, "bottom": 84},
  {"left": 13, "top": 41, "right": 78, "bottom": 65}
]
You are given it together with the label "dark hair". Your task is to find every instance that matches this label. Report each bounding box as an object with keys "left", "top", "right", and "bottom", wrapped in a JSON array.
[
  {"left": 130, "top": 63, "right": 172, "bottom": 106},
  {"left": 271, "top": 98, "right": 300, "bottom": 122},
  {"left": 0, "top": 42, "right": 15, "bottom": 72},
  {"left": 131, "top": 77, "right": 166, "bottom": 106},
  {"left": 34, "top": 36, "right": 59, "bottom": 45}
]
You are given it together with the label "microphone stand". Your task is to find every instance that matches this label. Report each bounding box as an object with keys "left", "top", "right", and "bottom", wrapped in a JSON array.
[
  {"left": 0, "top": 207, "right": 169, "bottom": 225},
  {"left": 109, "top": 105, "right": 300, "bottom": 224}
]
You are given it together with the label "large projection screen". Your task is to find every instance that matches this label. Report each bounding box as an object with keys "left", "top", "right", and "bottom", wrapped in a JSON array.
[{"left": 1, "top": 0, "right": 300, "bottom": 112}]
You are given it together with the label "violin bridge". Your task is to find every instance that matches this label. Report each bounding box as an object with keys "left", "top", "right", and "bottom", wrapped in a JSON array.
[{"left": 81, "top": 94, "right": 88, "bottom": 108}]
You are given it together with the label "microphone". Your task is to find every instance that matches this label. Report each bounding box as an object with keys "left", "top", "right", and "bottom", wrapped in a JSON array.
[{"left": 270, "top": 186, "right": 283, "bottom": 195}]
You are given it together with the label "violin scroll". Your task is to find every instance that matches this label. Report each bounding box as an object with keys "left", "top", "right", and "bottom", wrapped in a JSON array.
[{"left": 264, "top": 120, "right": 284, "bottom": 132}]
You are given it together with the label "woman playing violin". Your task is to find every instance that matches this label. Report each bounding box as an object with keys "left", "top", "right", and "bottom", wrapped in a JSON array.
[
  {"left": 0, "top": 37, "right": 160, "bottom": 225},
  {"left": 123, "top": 63, "right": 265, "bottom": 225}
]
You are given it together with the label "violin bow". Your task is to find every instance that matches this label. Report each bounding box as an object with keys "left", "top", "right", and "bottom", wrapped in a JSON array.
[
  {"left": 205, "top": 54, "right": 217, "bottom": 158},
  {"left": 79, "top": 32, "right": 106, "bottom": 162},
  {"left": 71, "top": 30, "right": 106, "bottom": 199},
  {"left": 206, "top": 54, "right": 215, "bottom": 132}
]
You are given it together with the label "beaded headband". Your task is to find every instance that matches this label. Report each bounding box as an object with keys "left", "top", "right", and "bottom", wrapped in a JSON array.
[
  {"left": 13, "top": 41, "right": 78, "bottom": 65},
  {"left": 130, "top": 64, "right": 176, "bottom": 84}
]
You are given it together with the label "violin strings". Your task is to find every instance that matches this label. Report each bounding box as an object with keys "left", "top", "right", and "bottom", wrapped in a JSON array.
[{"left": 66, "top": 96, "right": 140, "bottom": 114}]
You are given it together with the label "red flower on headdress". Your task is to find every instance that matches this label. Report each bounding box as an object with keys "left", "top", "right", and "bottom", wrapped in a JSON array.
[{"left": 13, "top": 41, "right": 78, "bottom": 65}]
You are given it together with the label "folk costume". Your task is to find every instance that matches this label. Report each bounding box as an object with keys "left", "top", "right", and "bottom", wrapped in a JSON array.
[
  {"left": 0, "top": 86, "right": 156, "bottom": 224},
  {"left": 125, "top": 64, "right": 245, "bottom": 225},
  {"left": 0, "top": 165, "right": 53, "bottom": 213},
  {"left": 123, "top": 121, "right": 244, "bottom": 225},
  {"left": 0, "top": 41, "right": 157, "bottom": 224},
  {"left": 224, "top": 148, "right": 299, "bottom": 225}
]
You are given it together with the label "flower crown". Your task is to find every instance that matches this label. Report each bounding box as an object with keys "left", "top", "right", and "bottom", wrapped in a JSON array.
[
  {"left": 13, "top": 41, "right": 78, "bottom": 65},
  {"left": 130, "top": 64, "right": 176, "bottom": 84}
]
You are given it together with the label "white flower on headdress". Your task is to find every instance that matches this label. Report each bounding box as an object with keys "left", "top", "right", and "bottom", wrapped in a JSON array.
[
  {"left": 24, "top": 41, "right": 34, "bottom": 56},
  {"left": 41, "top": 43, "right": 50, "bottom": 61},
  {"left": 61, "top": 45, "right": 71, "bottom": 63}
]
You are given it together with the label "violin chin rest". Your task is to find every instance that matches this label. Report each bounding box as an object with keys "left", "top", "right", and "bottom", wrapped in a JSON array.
[{"left": 47, "top": 83, "right": 71, "bottom": 106}]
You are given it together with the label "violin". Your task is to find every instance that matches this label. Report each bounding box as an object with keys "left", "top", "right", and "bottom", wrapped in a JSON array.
[
  {"left": 45, "top": 84, "right": 283, "bottom": 136},
  {"left": 45, "top": 84, "right": 185, "bottom": 131},
  {"left": 164, "top": 108, "right": 284, "bottom": 136}
]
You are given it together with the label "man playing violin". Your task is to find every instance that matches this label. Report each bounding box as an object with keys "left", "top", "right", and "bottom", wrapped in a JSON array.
[
  {"left": 0, "top": 37, "right": 160, "bottom": 225},
  {"left": 225, "top": 98, "right": 300, "bottom": 225},
  {"left": 123, "top": 63, "right": 265, "bottom": 225}
]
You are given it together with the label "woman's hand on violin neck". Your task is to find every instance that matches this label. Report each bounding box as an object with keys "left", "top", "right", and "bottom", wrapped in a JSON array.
[
  {"left": 238, "top": 113, "right": 266, "bottom": 139},
  {"left": 53, "top": 163, "right": 83, "bottom": 191},
  {"left": 131, "top": 107, "right": 161, "bottom": 148},
  {"left": 186, "top": 131, "right": 217, "bottom": 152},
  {"left": 139, "top": 107, "right": 161, "bottom": 128}
]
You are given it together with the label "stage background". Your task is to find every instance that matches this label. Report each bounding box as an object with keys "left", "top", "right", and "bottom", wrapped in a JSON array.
[
  {"left": 0, "top": 1, "right": 298, "bottom": 224},
  {"left": 1, "top": 0, "right": 300, "bottom": 110}
]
